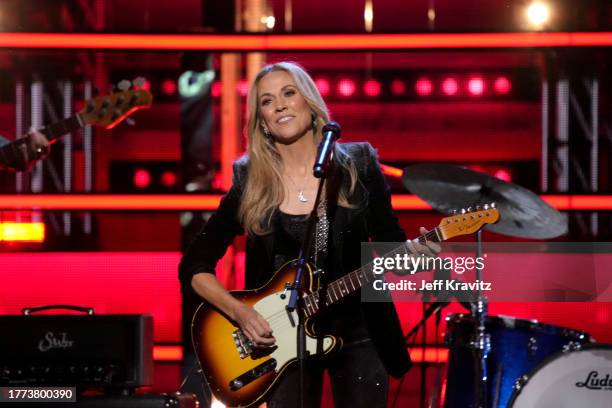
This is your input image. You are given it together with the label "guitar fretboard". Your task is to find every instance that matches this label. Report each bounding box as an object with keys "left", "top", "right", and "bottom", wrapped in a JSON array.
[
  {"left": 0, "top": 114, "right": 83, "bottom": 168},
  {"left": 301, "top": 228, "right": 442, "bottom": 318},
  {"left": 40, "top": 115, "right": 83, "bottom": 142}
]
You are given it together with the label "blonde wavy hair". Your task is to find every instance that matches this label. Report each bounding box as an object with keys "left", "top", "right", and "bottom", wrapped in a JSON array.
[{"left": 239, "top": 61, "right": 358, "bottom": 236}]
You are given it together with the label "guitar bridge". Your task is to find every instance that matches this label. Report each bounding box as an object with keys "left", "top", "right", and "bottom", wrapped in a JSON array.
[{"left": 232, "top": 329, "right": 254, "bottom": 359}]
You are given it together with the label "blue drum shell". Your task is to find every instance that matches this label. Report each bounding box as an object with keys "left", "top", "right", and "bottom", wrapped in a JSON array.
[{"left": 443, "top": 314, "right": 590, "bottom": 408}]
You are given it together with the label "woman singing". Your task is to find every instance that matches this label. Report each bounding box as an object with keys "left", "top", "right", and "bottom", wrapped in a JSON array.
[{"left": 179, "top": 61, "right": 438, "bottom": 407}]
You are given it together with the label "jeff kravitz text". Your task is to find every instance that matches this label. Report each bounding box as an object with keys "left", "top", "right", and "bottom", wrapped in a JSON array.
[{"left": 373, "top": 278, "right": 492, "bottom": 292}]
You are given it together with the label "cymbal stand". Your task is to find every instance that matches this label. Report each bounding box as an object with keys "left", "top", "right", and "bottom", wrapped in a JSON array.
[{"left": 470, "top": 229, "right": 490, "bottom": 408}]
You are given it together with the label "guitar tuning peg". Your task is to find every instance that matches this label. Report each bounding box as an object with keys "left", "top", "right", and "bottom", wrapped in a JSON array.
[
  {"left": 476, "top": 205, "right": 481, "bottom": 210},
  {"left": 484, "top": 204, "right": 490, "bottom": 210},
  {"left": 461, "top": 208, "right": 466, "bottom": 214},
  {"left": 133, "top": 76, "right": 146, "bottom": 89},
  {"left": 451, "top": 209, "right": 457, "bottom": 215},
  {"left": 491, "top": 202, "right": 496, "bottom": 208},
  {"left": 117, "top": 79, "right": 131, "bottom": 91},
  {"left": 466, "top": 207, "right": 473, "bottom": 213}
]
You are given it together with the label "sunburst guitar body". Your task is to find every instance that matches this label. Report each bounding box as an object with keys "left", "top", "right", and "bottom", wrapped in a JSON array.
[{"left": 191, "top": 261, "right": 336, "bottom": 407}]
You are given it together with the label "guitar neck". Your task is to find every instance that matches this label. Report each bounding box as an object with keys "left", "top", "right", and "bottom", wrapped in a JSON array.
[
  {"left": 301, "top": 228, "right": 443, "bottom": 318},
  {"left": 0, "top": 114, "right": 84, "bottom": 167},
  {"left": 39, "top": 114, "right": 84, "bottom": 144}
]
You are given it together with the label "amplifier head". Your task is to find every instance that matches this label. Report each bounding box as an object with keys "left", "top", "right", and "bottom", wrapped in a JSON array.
[{"left": 0, "top": 314, "right": 153, "bottom": 388}]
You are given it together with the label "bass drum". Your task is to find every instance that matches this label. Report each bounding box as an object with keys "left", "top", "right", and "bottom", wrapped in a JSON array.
[
  {"left": 508, "top": 344, "right": 612, "bottom": 408},
  {"left": 444, "top": 314, "right": 590, "bottom": 408}
]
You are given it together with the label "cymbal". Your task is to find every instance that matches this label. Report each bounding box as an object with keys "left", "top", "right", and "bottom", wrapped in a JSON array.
[{"left": 402, "top": 163, "right": 567, "bottom": 239}]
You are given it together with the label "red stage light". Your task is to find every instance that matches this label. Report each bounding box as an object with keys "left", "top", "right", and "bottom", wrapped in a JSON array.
[
  {"left": 0, "top": 194, "right": 611, "bottom": 211},
  {"left": 337, "top": 78, "right": 356, "bottom": 97},
  {"left": 467, "top": 77, "right": 486, "bottom": 96},
  {"left": 441, "top": 77, "right": 459, "bottom": 96},
  {"left": 314, "top": 78, "right": 330, "bottom": 96},
  {"left": 211, "top": 81, "right": 222, "bottom": 98},
  {"left": 2, "top": 32, "right": 612, "bottom": 51},
  {"left": 237, "top": 79, "right": 249, "bottom": 96},
  {"left": 390, "top": 79, "right": 406, "bottom": 96},
  {"left": 0, "top": 222, "right": 45, "bottom": 242},
  {"left": 494, "top": 169, "right": 512, "bottom": 182},
  {"left": 133, "top": 168, "right": 151, "bottom": 189},
  {"left": 494, "top": 76, "right": 512, "bottom": 94},
  {"left": 363, "top": 79, "right": 381, "bottom": 97},
  {"left": 140, "top": 79, "right": 151, "bottom": 91},
  {"left": 161, "top": 79, "right": 177, "bottom": 95},
  {"left": 415, "top": 78, "right": 434, "bottom": 96},
  {"left": 160, "top": 170, "right": 177, "bottom": 188},
  {"left": 154, "top": 345, "right": 183, "bottom": 361},
  {"left": 470, "top": 164, "right": 485, "bottom": 173}
]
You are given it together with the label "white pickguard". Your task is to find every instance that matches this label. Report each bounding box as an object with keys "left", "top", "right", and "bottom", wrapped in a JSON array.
[{"left": 252, "top": 291, "right": 334, "bottom": 371}]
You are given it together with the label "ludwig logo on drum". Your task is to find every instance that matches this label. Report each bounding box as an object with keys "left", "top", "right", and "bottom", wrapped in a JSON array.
[{"left": 575, "top": 371, "right": 612, "bottom": 390}]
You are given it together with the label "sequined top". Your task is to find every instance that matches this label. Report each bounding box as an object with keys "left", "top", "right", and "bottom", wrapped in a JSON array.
[{"left": 279, "top": 211, "right": 309, "bottom": 244}]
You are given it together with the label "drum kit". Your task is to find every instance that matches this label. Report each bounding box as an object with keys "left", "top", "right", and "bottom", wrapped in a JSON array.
[{"left": 402, "top": 164, "right": 612, "bottom": 408}]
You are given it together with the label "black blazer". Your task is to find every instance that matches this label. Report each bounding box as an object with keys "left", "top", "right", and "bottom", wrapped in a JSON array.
[{"left": 179, "top": 142, "right": 411, "bottom": 378}]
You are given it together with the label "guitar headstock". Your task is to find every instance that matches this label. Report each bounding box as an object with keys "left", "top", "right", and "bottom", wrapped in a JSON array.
[
  {"left": 438, "top": 204, "right": 500, "bottom": 240},
  {"left": 79, "top": 84, "right": 152, "bottom": 129}
]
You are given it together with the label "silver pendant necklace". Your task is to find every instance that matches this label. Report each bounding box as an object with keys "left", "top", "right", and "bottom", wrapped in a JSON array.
[
  {"left": 297, "top": 191, "right": 308, "bottom": 203},
  {"left": 286, "top": 174, "right": 309, "bottom": 203}
]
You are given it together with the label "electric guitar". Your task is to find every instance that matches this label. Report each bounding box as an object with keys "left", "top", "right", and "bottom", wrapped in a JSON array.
[
  {"left": 191, "top": 207, "right": 500, "bottom": 407},
  {"left": 0, "top": 83, "right": 152, "bottom": 171}
]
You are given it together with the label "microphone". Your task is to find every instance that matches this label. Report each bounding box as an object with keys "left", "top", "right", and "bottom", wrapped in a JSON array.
[{"left": 313, "top": 121, "right": 341, "bottom": 178}]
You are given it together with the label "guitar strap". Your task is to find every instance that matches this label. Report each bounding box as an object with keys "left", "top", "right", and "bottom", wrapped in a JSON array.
[{"left": 313, "top": 198, "right": 329, "bottom": 276}]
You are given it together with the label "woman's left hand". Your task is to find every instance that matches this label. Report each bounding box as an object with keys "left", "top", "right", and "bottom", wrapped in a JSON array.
[{"left": 404, "top": 226, "right": 442, "bottom": 261}]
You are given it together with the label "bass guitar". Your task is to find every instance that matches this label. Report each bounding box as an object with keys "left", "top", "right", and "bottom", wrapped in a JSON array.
[
  {"left": 0, "top": 83, "right": 152, "bottom": 171},
  {"left": 192, "top": 206, "right": 500, "bottom": 407}
]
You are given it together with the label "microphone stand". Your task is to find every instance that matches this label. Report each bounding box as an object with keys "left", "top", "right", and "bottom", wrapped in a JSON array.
[
  {"left": 286, "top": 148, "right": 333, "bottom": 408},
  {"left": 404, "top": 301, "right": 450, "bottom": 345},
  {"left": 404, "top": 261, "right": 457, "bottom": 345},
  {"left": 404, "top": 261, "right": 474, "bottom": 408},
  {"left": 420, "top": 296, "right": 429, "bottom": 408},
  {"left": 471, "top": 229, "right": 490, "bottom": 408}
]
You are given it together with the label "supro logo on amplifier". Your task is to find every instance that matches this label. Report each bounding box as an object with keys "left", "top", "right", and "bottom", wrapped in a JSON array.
[
  {"left": 38, "top": 332, "right": 75, "bottom": 352},
  {"left": 575, "top": 371, "right": 612, "bottom": 390}
]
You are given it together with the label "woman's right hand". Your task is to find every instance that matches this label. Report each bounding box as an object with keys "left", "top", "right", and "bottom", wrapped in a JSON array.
[{"left": 232, "top": 303, "right": 276, "bottom": 347}]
